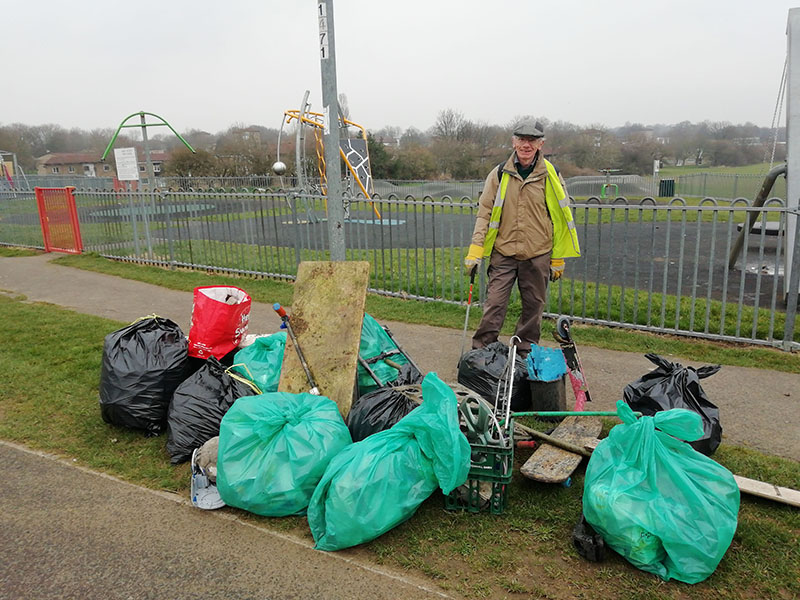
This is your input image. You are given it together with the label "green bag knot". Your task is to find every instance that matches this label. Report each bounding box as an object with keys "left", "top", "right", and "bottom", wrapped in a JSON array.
[
  {"left": 615, "top": 399, "right": 638, "bottom": 424},
  {"left": 284, "top": 414, "right": 302, "bottom": 427},
  {"left": 254, "top": 420, "right": 283, "bottom": 443}
]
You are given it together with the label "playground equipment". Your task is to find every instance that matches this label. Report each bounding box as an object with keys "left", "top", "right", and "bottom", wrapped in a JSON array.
[
  {"left": 598, "top": 168, "right": 621, "bottom": 199},
  {"left": 0, "top": 150, "right": 29, "bottom": 191},
  {"left": 101, "top": 111, "right": 195, "bottom": 189},
  {"left": 273, "top": 90, "right": 378, "bottom": 219}
]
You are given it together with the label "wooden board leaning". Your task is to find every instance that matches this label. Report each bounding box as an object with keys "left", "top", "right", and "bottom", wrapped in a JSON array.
[{"left": 277, "top": 261, "right": 370, "bottom": 418}]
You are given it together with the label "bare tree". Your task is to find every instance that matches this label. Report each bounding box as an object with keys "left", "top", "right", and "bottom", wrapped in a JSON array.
[
  {"left": 338, "top": 93, "right": 350, "bottom": 122},
  {"left": 433, "top": 108, "right": 465, "bottom": 139}
]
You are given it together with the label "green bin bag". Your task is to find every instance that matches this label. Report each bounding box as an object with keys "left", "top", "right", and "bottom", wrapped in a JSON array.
[
  {"left": 583, "top": 400, "right": 740, "bottom": 584},
  {"left": 231, "top": 331, "right": 286, "bottom": 393},
  {"left": 307, "top": 372, "right": 470, "bottom": 551},
  {"left": 356, "top": 314, "right": 411, "bottom": 395},
  {"left": 216, "top": 392, "right": 351, "bottom": 517}
]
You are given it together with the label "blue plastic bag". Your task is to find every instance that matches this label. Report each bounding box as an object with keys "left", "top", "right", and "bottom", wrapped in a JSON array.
[
  {"left": 526, "top": 345, "right": 567, "bottom": 382},
  {"left": 231, "top": 331, "right": 286, "bottom": 393},
  {"left": 307, "top": 373, "right": 470, "bottom": 551},
  {"left": 583, "top": 400, "right": 739, "bottom": 584},
  {"left": 217, "top": 392, "right": 352, "bottom": 517}
]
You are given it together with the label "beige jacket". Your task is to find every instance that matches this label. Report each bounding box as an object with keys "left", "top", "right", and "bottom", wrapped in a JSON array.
[{"left": 471, "top": 152, "right": 569, "bottom": 260}]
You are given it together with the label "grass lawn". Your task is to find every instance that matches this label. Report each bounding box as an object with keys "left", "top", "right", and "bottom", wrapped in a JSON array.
[
  {"left": 0, "top": 248, "right": 798, "bottom": 600},
  {"left": 658, "top": 163, "right": 781, "bottom": 177}
]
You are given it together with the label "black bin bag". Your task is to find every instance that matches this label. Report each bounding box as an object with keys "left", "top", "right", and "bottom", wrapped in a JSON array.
[
  {"left": 167, "top": 356, "right": 261, "bottom": 464},
  {"left": 457, "top": 341, "right": 530, "bottom": 411},
  {"left": 623, "top": 353, "right": 722, "bottom": 456},
  {"left": 99, "top": 316, "right": 188, "bottom": 437},
  {"left": 347, "top": 387, "right": 419, "bottom": 442}
]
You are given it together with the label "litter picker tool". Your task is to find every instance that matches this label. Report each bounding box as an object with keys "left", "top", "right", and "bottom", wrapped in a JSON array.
[
  {"left": 273, "top": 303, "right": 320, "bottom": 395},
  {"left": 459, "top": 265, "right": 478, "bottom": 365}
]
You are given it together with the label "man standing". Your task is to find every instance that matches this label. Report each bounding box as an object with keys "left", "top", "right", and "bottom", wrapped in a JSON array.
[{"left": 464, "top": 119, "right": 580, "bottom": 356}]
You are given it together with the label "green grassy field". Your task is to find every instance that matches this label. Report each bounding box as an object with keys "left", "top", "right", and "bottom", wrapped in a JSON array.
[
  {"left": 655, "top": 163, "right": 786, "bottom": 201},
  {"left": 48, "top": 244, "right": 800, "bottom": 361},
  {"left": 658, "top": 163, "right": 781, "bottom": 177}
]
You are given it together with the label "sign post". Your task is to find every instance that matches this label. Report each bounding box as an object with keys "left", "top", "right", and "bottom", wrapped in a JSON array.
[
  {"left": 113, "top": 147, "right": 143, "bottom": 254},
  {"left": 101, "top": 111, "right": 195, "bottom": 191}
]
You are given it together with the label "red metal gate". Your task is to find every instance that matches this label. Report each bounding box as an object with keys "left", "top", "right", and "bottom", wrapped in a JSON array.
[{"left": 35, "top": 187, "right": 83, "bottom": 254}]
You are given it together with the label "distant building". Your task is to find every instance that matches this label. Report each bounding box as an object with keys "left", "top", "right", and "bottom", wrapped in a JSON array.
[
  {"left": 34, "top": 150, "right": 170, "bottom": 177},
  {"left": 35, "top": 153, "right": 113, "bottom": 177},
  {"left": 136, "top": 151, "right": 169, "bottom": 175}
]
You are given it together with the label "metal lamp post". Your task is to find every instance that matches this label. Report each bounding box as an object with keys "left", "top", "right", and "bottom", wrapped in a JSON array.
[{"left": 318, "top": 0, "right": 346, "bottom": 261}]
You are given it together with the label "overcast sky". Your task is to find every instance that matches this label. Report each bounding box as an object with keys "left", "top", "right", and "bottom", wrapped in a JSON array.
[{"left": 4, "top": 1, "right": 800, "bottom": 135}]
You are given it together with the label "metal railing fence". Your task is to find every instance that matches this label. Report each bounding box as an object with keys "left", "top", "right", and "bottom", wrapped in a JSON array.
[
  {"left": 1, "top": 189, "right": 797, "bottom": 350},
  {"left": 1, "top": 171, "right": 788, "bottom": 202}
]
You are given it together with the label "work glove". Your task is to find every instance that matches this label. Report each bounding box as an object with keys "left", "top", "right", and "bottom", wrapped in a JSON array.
[
  {"left": 464, "top": 244, "right": 483, "bottom": 269},
  {"left": 550, "top": 258, "right": 565, "bottom": 281}
]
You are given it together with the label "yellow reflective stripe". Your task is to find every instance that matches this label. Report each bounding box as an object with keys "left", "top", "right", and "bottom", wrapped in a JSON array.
[
  {"left": 483, "top": 170, "right": 510, "bottom": 257},
  {"left": 544, "top": 159, "right": 580, "bottom": 259},
  {"left": 483, "top": 229, "right": 498, "bottom": 257},
  {"left": 488, "top": 206, "right": 502, "bottom": 228}
]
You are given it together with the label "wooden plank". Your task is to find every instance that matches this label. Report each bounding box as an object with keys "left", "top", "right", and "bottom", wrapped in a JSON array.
[
  {"left": 734, "top": 475, "right": 800, "bottom": 508},
  {"left": 520, "top": 416, "right": 602, "bottom": 483},
  {"left": 277, "top": 261, "right": 370, "bottom": 417}
]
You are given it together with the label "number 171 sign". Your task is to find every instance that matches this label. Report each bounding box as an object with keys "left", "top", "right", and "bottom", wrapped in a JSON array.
[{"left": 318, "top": 1, "right": 329, "bottom": 59}]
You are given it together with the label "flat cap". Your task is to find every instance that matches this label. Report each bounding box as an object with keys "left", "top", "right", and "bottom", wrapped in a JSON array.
[{"left": 513, "top": 119, "right": 545, "bottom": 137}]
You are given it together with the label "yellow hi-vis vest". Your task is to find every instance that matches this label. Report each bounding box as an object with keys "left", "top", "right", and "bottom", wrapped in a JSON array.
[{"left": 482, "top": 159, "right": 581, "bottom": 259}]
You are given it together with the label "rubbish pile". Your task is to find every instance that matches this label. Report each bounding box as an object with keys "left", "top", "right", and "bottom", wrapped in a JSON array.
[
  {"left": 455, "top": 318, "right": 742, "bottom": 584},
  {"left": 97, "top": 274, "right": 746, "bottom": 581},
  {"left": 97, "top": 275, "right": 469, "bottom": 551}
]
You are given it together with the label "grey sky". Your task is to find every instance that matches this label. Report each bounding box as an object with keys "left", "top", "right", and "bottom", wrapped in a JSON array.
[{"left": 3, "top": 1, "right": 798, "bottom": 135}]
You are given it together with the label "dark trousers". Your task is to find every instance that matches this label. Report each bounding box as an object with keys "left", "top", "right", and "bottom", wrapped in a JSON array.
[{"left": 472, "top": 252, "right": 550, "bottom": 353}]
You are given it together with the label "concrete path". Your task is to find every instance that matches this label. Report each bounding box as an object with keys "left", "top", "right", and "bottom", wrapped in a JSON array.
[
  {"left": 1, "top": 441, "right": 453, "bottom": 600},
  {"left": 1, "top": 253, "right": 797, "bottom": 460}
]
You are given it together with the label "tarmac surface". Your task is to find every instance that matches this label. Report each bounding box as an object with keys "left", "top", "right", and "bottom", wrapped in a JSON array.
[
  {"left": 1, "top": 441, "right": 452, "bottom": 600},
  {"left": 1, "top": 253, "right": 798, "bottom": 599}
]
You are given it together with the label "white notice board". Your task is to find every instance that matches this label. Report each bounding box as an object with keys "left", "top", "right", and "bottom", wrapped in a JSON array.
[{"left": 114, "top": 147, "right": 140, "bottom": 181}]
